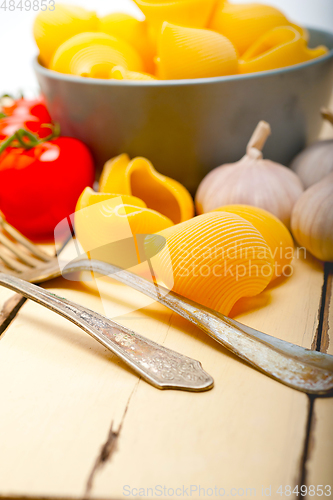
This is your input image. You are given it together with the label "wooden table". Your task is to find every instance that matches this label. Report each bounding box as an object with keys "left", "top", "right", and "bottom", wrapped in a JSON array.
[{"left": 0, "top": 125, "right": 332, "bottom": 499}]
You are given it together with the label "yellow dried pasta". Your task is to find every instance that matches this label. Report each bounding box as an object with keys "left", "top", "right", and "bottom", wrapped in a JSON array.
[
  {"left": 151, "top": 212, "right": 274, "bottom": 316},
  {"left": 50, "top": 32, "right": 144, "bottom": 77},
  {"left": 34, "top": 3, "right": 99, "bottom": 67},
  {"left": 134, "top": 0, "right": 217, "bottom": 48},
  {"left": 156, "top": 22, "right": 238, "bottom": 80},
  {"left": 239, "top": 26, "right": 328, "bottom": 74},
  {"left": 212, "top": 205, "right": 294, "bottom": 280},
  {"left": 110, "top": 66, "right": 157, "bottom": 81},
  {"left": 100, "top": 13, "right": 155, "bottom": 73},
  {"left": 75, "top": 193, "right": 173, "bottom": 269},
  {"left": 99, "top": 154, "right": 194, "bottom": 224},
  {"left": 210, "top": 1, "right": 291, "bottom": 56}
]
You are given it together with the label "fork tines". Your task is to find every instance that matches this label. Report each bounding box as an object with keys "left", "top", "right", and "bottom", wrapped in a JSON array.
[{"left": 0, "top": 214, "right": 53, "bottom": 274}]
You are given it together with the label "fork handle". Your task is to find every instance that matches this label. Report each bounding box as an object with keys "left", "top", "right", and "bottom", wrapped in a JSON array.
[
  {"left": 0, "top": 273, "right": 213, "bottom": 392},
  {"left": 61, "top": 260, "right": 333, "bottom": 395}
]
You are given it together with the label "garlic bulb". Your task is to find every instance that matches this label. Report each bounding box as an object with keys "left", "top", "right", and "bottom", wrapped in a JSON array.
[
  {"left": 291, "top": 172, "right": 333, "bottom": 262},
  {"left": 291, "top": 109, "right": 333, "bottom": 189},
  {"left": 195, "top": 121, "right": 304, "bottom": 227}
]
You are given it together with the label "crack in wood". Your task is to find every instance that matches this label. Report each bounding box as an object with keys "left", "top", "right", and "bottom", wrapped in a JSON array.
[
  {"left": 320, "top": 263, "right": 332, "bottom": 354},
  {"left": 83, "top": 383, "right": 139, "bottom": 499},
  {"left": 311, "top": 265, "right": 328, "bottom": 352},
  {"left": 298, "top": 262, "right": 333, "bottom": 496},
  {"left": 298, "top": 395, "right": 315, "bottom": 494},
  {"left": 0, "top": 294, "right": 26, "bottom": 338}
]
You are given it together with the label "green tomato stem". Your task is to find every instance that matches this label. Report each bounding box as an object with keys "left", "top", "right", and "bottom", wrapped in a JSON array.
[
  {"left": 0, "top": 123, "right": 61, "bottom": 156},
  {"left": 0, "top": 133, "right": 20, "bottom": 155}
]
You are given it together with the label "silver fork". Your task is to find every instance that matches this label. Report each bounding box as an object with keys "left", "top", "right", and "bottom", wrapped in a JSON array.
[
  {"left": 0, "top": 214, "right": 333, "bottom": 395},
  {"left": 0, "top": 217, "right": 213, "bottom": 392}
]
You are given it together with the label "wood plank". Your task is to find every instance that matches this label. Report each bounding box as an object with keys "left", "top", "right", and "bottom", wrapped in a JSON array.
[
  {"left": 0, "top": 228, "right": 327, "bottom": 499},
  {"left": 90, "top": 254, "right": 323, "bottom": 499},
  {"left": 0, "top": 277, "right": 140, "bottom": 498},
  {"left": 301, "top": 97, "right": 333, "bottom": 493},
  {"left": 307, "top": 264, "right": 333, "bottom": 492}
]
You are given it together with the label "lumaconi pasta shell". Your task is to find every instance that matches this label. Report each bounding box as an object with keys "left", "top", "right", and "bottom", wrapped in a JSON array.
[
  {"left": 290, "top": 23, "right": 309, "bottom": 42},
  {"left": 34, "top": 4, "right": 99, "bottom": 67},
  {"left": 151, "top": 212, "right": 274, "bottom": 316},
  {"left": 156, "top": 22, "right": 238, "bottom": 80},
  {"left": 99, "top": 154, "right": 194, "bottom": 224},
  {"left": 134, "top": 0, "right": 217, "bottom": 48},
  {"left": 99, "top": 13, "right": 155, "bottom": 73},
  {"left": 75, "top": 194, "right": 174, "bottom": 268},
  {"left": 110, "top": 66, "right": 157, "bottom": 81},
  {"left": 239, "top": 26, "right": 328, "bottom": 74},
  {"left": 76, "top": 186, "right": 147, "bottom": 211},
  {"left": 211, "top": 205, "right": 294, "bottom": 280},
  {"left": 209, "top": 1, "right": 290, "bottom": 56},
  {"left": 50, "top": 32, "right": 144, "bottom": 77}
]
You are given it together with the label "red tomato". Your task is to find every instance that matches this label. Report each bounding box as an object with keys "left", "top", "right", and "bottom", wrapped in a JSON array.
[
  {"left": 0, "top": 115, "right": 53, "bottom": 140},
  {"left": 1, "top": 96, "right": 52, "bottom": 123},
  {"left": 0, "top": 137, "right": 95, "bottom": 241}
]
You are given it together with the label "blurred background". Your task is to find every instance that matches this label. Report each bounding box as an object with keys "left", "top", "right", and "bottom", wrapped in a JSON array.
[{"left": 0, "top": 0, "right": 333, "bottom": 95}]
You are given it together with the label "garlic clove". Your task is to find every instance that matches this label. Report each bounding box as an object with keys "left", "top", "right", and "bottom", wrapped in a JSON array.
[
  {"left": 195, "top": 121, "right": 304, "bottom": 227},
  {"left": 291, "top": 172, "right": 333, "bottom": 262},
  {"left": 291, "top": 140, "right": 333, "bottom": 189},
  {"left": 291, "top": 109, "right": 333, "bottom": 189}
]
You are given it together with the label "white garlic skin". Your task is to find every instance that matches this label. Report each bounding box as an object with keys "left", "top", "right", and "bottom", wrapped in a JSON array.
[
  {"left": 196, "top": 155, "right": 304, "bottom": 227},
  {"left": 291, "top": 140, "right": 333, "bottom": 189},
  {"left": 291, "top": 173, "right": 333, "bottom": 262}
]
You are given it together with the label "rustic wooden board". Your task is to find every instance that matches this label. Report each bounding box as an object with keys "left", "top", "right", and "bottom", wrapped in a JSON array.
[
  {"left": 0, "top": 250, "right": 325, "bottom": 499},
  {"left": 91, "top": 254, "right": 323, "bottom": 499},
  {"left": 307, "top": 264, "right": 333, "bottom": 491},
  {"left": 297, "top": 92, "right": 333, "bottom": 488}
]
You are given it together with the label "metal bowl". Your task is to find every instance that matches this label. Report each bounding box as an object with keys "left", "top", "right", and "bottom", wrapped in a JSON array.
[{"left": 34, "top": 28, "right": 333, "bottom": 193}]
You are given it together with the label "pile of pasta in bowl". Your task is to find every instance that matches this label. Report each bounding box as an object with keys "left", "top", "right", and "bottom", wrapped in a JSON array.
[{"left": 34, "top": 0, "right": 328, "bottom": 81}]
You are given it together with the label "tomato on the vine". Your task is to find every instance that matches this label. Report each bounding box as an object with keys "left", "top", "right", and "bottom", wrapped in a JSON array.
[
  {"left": 0, "top": 96, "right": 52, "bottom": 123},
  {"left": 0, "top": 96, "right": 53, "bottom": 141},
  {"left": 0, "top": 115, "right": 53, "bottom": 140},
  {"left": 0, "top": 131, "right": 95, "bottom": 241}
]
